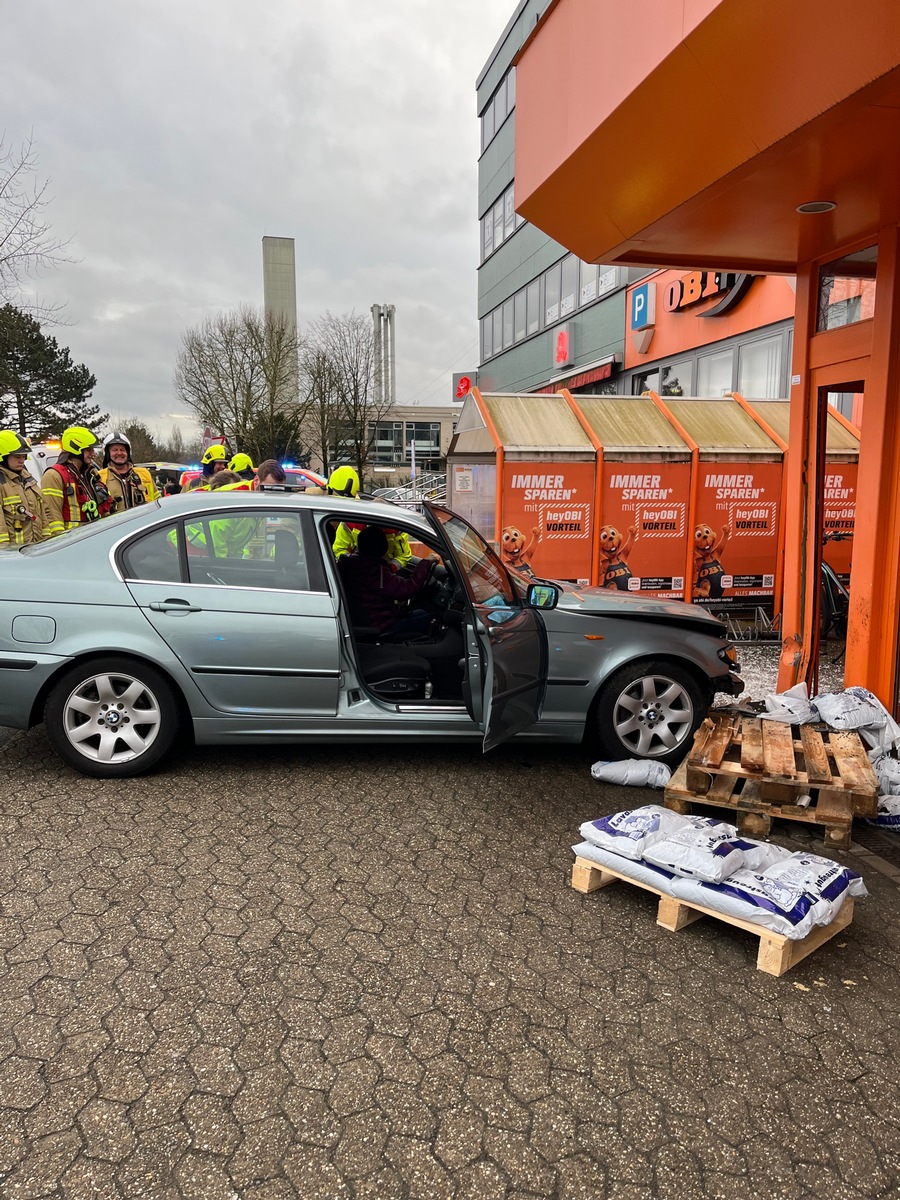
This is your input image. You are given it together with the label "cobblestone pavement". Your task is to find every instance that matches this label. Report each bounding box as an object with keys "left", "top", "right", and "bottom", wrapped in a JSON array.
[{"left": 1, "top": 726, "right": 899, "bottom": 1200}]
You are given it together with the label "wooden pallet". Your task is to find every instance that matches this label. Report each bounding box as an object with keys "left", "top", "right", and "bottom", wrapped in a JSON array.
[
  {"left": 571, "top": 854, "right": 855, "bottom": 977},
  {"left": 664, "top": 713, "right": 877, "bottom": 850}
]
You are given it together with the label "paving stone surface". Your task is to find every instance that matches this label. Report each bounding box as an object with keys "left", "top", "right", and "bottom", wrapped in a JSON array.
[{"left": 1, "top": 725, "right": 899, "bottom": 1199}]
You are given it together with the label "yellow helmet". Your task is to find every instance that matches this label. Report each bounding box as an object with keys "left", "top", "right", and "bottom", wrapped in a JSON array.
[
  {"left": 0, "top": 430, "right": 28, "bottom": 459},
  {"left": 201, "top": 444, "right": 227, "bottom": 466},
  {"left": 61, "top": 426, "right": 97, "bottom": 455},
  {"left": 327, "top": 465, "right": 359, "bottom": 497},
  {"left": 228, "top": 453, "right": 255, "bottom": 474}
]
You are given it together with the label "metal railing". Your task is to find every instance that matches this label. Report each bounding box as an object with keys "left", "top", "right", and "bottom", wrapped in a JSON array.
[{"left": 372, "top": 472, "right": 447, "bottom": 510}]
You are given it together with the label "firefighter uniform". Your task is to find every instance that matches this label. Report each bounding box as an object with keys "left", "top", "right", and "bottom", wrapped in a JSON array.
[
  {"left": 0, "top": 431, "right": 46, "bottom": 548},
  {"left": 40, "top": 428, "right": 107, "bottom": 537}
]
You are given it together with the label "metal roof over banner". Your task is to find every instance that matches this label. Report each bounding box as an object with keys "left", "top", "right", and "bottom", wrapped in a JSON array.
[{"left": 514, "top": 0, "right": 900, "bottom": 707}]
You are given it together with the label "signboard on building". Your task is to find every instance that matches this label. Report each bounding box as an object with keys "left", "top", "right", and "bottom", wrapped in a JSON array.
[
  {"left": 553, "top": 323, "right": 574, "bottom": 370},
  {"left": 499, "top": 460, "right": 594, "bottom": 582},
  {"left": 691, "top": 462, "right": 782, "bottom": 608},
  {"left": 452, "top": 371, "right": 478, "bottom": 401},
  {"left": 599, "top": 463, "right": 692, "bottom": 598}
]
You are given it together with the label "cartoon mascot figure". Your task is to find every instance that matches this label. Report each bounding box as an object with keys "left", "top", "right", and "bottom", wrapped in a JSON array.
[
  {"left": 693, "top": 522, "right": 730, "bottom": 599},
  {"left": 500, "top": 525, "right": 541, "bottom": 577},
  {"left": 599, "top": 524, "right": 636, "bottom": 590}
]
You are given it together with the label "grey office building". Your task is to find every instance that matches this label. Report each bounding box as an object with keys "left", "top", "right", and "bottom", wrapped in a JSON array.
[{"left": 477, "top": 2, "right": 647, "bottom": 396}]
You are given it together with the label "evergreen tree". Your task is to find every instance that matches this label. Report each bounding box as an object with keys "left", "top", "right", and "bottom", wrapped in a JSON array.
[{"left": 0, "top": 304, "right": 105, "bottom": 439}]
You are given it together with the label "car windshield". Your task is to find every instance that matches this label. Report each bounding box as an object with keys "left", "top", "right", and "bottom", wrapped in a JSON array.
[
  {"left": 432, "top": 509, "right": 516, "bottom": 608},
  {"left": 20, "top": 503, "right": 157, "bottom": 556}
]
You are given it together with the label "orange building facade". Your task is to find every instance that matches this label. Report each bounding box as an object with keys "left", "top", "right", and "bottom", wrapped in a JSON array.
[{"left": 514, "top": 0, "right": 900, "bottom": 709}]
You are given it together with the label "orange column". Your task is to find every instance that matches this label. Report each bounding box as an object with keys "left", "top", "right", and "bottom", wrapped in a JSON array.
[
  {"left": 844, "top": 227, "right": 900, "bottom": 704},
  {"left": 778, "top": 265, "right": 819, "bottom": 691}
]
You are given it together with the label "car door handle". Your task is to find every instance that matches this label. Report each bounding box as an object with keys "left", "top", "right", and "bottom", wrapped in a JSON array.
[{"left": 149, "top": 599, "right": 202, "bottom": 614}]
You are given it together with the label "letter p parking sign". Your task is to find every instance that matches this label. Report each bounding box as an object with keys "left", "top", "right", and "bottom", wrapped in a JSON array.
[{"left": 630, "top": 282, "right": 656, "bottom": 331}]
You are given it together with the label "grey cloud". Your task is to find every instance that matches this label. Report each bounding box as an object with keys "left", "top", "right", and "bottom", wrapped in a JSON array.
[{"left": 2, "top": 0, "right": 507, "bottom": 428}]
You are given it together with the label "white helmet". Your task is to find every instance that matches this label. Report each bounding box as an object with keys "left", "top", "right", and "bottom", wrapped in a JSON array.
[{"left": 102, "top": 430, "right": 132, "bottom": 467}]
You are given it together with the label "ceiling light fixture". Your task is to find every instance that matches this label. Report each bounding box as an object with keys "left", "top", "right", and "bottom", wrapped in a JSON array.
[{"left": 796, "top": 201, "right": 837, "bottom": 214}]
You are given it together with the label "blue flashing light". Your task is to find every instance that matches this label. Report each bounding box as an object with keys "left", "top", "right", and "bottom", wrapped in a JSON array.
[{"left": 283, "top": 462, "right": 295, "bottom": 468}]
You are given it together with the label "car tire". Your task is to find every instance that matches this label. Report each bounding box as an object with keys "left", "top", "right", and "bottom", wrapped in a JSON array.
[
  {"left": 45, "top": 656, "right": 180, "bottom": 778},
  {"left": 595, "top": 660, "right": 706, "bottom": 769}
]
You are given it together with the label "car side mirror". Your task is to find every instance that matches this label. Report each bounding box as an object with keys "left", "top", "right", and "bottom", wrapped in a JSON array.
[{"left": 526, "top": 582, "right": 559, "bottom": 610}]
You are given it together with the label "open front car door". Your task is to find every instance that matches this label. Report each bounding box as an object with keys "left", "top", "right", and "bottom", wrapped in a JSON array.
[{"left": 425, "top": 504, "right": 548, "bottom": 751}]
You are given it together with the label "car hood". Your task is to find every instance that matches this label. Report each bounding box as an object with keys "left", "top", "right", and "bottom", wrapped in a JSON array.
[{"left": 549, "top": 580, "right": 727, "bottom": 631}]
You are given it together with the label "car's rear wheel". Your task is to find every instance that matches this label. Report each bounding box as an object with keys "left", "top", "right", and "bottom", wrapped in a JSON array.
[
  {"left": 595, "top": 660, "right": 705, "bottom": 768},
  {"left": 45, "top": 657, "right": 179, "bottom": 778}
]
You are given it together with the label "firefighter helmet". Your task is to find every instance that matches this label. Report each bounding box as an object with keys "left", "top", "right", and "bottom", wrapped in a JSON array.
[
  {"left": 102, "top": 430, "right": 132, "bottom": 467},
  {"left": 60, "top": 426, "right": 98, "bottom": 455},
  {"left": 201, "top": 444, "right": 227, "bottom": 466},
  {"left": 327, "top": 465, "right": 359, "bottom": 497},
  {"left": 0, "top": 430, "right": 28, "bottom": 460},
  {"left": 228, "top": 453, "right": 255, "bottom": 475}
]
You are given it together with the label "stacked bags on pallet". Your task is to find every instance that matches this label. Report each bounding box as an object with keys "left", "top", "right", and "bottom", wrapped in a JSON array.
[{"left": 573, "top": 805, "right": 867, "bottom": 940}]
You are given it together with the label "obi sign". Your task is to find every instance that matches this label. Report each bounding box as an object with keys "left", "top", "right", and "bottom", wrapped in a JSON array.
[{"left": 662, "top": 271, "right": 754, "bottom": 316}]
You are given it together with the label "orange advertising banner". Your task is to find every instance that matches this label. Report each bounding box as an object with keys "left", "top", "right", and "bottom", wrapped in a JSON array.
[
  {"left": 499, "top": 461, "right": 595, "bottom": 582},
  {"left": 692, "top": 461, "right": 782, "bottom": 608},
  {"left": 599, "top": 463, "right": 692, "bottom": 598},
  {"left": 822, "top": 462, "right": 857, "bottom": 580}
]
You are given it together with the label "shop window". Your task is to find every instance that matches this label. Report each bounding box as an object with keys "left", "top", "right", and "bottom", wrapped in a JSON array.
[
  {"left": 633, "top": 370, "right": 659, "bottom": 395},
  {"left": 696, "top": 348, "right": 734, "bottom": 396},
  {"left": 526, "top": 280, "right": 540, "bottom": 336},
  {"left": 660, "top": 360, "right": 690, "bottom": 396},
  {"left": 545, "top": 263, "right": 561, "bottom": 325},
  {"left": 514, "top": 290, "right": 526, "bottom": 343},
  {"left": 817, "top": 246, "right": 877, "bottom": 332},
  {"left": 502, "top": 298, "right": 514, "bottom": 349},
  {"left": 560, "top": 255, "right": 578, "bottom": 317},
  {"left": 738, "top": 336, "right": 783, "bottom": 398}
]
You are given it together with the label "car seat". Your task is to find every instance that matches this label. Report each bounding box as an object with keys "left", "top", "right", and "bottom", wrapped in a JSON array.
[{"left": 354, "top": 643, "right": 431, "bottom": 700}]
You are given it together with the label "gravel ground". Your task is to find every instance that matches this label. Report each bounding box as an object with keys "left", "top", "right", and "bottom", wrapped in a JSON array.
[{"left": 717, "top": 639, "right": 848, "bottom": 706}]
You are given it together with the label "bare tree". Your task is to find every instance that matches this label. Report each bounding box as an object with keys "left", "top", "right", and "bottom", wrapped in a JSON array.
[
  {"left": 173, "top": 306, "right": 308, "bottom": 464},
  {"left": 308, "top": 311, "right": 395, "bottom": 481},
  {"left": 299, "top": 342, "right": 342, "bottom": 477},
  {"left": 0, "top": 136, "right": 74, "bottom": 315}
]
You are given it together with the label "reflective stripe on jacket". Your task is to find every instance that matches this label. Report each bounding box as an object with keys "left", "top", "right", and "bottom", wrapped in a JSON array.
[
  {"left": 40, "top": 462, "right": 102, "bottom": 536},
  {"left": 99, "top": 465, "right": 160, "bottom": 511},
  {"left": 0, "top": 465, "right": 46, "bottom": 547}
]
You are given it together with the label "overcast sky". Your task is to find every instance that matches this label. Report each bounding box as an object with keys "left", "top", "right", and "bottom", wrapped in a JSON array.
[{"left": 2, "top": 0, "right": 514, "bottom": 437}]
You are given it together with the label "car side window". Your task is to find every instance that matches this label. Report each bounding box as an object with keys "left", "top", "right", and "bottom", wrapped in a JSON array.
[
  {"left": 120, "top": 523, "right": 182, "bottom": 583},
  {"left": 434, "top": 511, "right": 516, "bottom": 606},
  {"left": 184, "top": 512, "right": 310, "bottom": 592}
]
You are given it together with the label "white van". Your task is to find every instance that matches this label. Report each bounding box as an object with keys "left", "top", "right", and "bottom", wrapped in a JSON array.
[{"left": 24, "top": 440, "right": 62, "bottom": 481}]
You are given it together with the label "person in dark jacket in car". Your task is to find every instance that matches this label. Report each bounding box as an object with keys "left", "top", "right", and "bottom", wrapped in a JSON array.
[{"left": 338, "top": 525, "right": 437, "bottom": 636}]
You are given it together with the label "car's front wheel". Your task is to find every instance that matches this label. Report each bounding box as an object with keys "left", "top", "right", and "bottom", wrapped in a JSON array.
[
  {"left": 595, "top": 660, "right": 705, "bottom": 768},
  {"left": 45, "top": 657, "right": 180, "bottom": 778}
]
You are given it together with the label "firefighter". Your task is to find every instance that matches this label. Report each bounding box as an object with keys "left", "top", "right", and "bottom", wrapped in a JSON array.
[
  {"left": 0, "top": 430, "right": 46, "bottom": 548},
  {"left": 227, "top": 453, "right": 257, "bottom": 485},
  {"left": 40, "top": 427, "right": 109, "bottom": 537},
  {"left": 98, "top": 430, "right": 160, "bottom": 512},
  {"left": 328, "top": 466, "right": 412, "bottom": 568},
  {"left": 195, "top": 444, "right": 228, "bottom": 490}
]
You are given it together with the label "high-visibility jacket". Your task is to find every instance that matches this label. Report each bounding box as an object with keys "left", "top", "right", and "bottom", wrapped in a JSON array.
[
  {"left": 0, "top": 465, "right": 46, "bottom": 548},
  {"left": 333, "top": 521, "right": 413, "bottom": 568},
  {"left": 40, "top": 461, "right": 106, "bottom": 537},
  {"left": 99, "top": 465, "right": 159, "bottom": 512}
]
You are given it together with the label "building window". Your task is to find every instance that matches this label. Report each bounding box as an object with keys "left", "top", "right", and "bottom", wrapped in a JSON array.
[
  {"left": 545, "top": 262, "right": 561, "bottom": 325},
  {"left": 406, "top": 423, "right": 442, "bottom": 468},
  {"left": 369, "top": 421, "right": 404, "bottom": 465},
  {"left": 580, "top": 262, "right": 599, "bottom": 306},
  {"left": 502, "top": 298, "right": 514, "bottom": 349},
  {"left": 492, "top": 308, "right": 503, "bottom": 356},
  {"left": 481, "top": 316, "right": 492, "bottom": 361},
  {"left": 480, "top": 181, "right": 521, "bottom": 263},
  {"left": 633, "top": 370, "right": 659, "bottom": 394},
  {"left": 560, "top": 255, "right": 578, "bottom": 317},
  {"left": 660, "top": 360, "right": 691, "bottom": 396},
  {"left": 514, "top": 290, "right": 526, "bottom": 342},
  {"left": 480, "top": 67, "right": 516, "bottom": 154},
  {"left": 817, "top": 246, "right": 877, "bottom": 332},
  {"left": 738, "top": 335, "right": 782, "bottom": 397},
  {"left": 526, "top": 280, "right": 540, "bottom": 336},
  {"left": 697, "top": 348, "right": 734, "bottom": 396}
]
